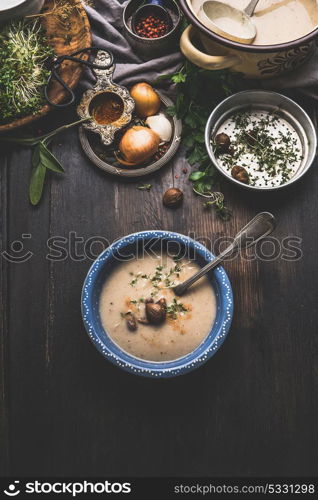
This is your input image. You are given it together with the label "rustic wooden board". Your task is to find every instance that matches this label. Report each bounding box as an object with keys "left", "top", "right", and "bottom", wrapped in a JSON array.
[
  {"left": 0, "top": 0, "right": 91, "bottom": 132},
  {"left": 0, "top": 99, "right": 317, "bottom": 476}
]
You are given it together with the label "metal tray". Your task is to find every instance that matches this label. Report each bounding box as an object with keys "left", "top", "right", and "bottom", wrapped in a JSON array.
[{"left": 78, "top": 92, "right": 182, "bottom": 178}]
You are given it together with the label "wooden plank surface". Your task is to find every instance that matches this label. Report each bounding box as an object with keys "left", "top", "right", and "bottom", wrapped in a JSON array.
[
  {"left": 0, "top": 154, "right": 9, "bottom": 476},
  {"left": 0, "top": 101, "right": 317, "bottom": 477}
]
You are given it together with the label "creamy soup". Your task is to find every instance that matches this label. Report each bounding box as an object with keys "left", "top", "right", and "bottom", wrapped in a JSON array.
[
  {"left": 99, "top": 254, "right": 216, "bottom": 361},
  {"left": 189, "top": 0, "right": 318, "bottom": 45}
]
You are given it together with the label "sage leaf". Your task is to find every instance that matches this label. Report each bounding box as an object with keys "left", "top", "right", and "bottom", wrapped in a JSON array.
[
  {"left": 29, "top": 141, "right": 64, "bottom": 205},
  {"left": 29, "top": 163, "right": 46, "bottom": 206},
  {"left": 0, "top": 117, "right": 90, "bottom": 148},
  {"left": 38, "top": 142, "right": 64, "bottom": 173},
  {"left": 0, "top": 117, "right": 89, "bottom": 207}
]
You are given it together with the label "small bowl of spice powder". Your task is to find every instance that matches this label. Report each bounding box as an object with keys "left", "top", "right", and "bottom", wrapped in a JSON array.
[
  {"left": 90, "top": 92, "right": 125, "bottom": 126},
  {"left": 205, "top": 90, "right": 317, "bottom": 191},
  {"left": 123, "top": 0, "right": 181, "bottom": 60}
]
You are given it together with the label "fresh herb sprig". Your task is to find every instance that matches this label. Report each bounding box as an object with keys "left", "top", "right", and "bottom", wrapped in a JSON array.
[
  {"left": 26, "top": 0, "right": 84, "bottom": 32},
  {"left": 0, "top": 19, "right": 53, "bottom": 122},
  {"left": 129, "top": 262, "right": 184, "bottom": 293},
  {"left": 0, "top": 117, "right": 90, "bottom": 205},
  {"left": 158, "top": 61, "right": 242, "bottom": 219},
  {"left": 137, "top": 184, "right": 152, "bottom": 191},
  {"left": 202, "top": 192, "right": 232, "bottom": 221},
  {"left": 166, "top": 298, "right": 188, "bottom": 320}
]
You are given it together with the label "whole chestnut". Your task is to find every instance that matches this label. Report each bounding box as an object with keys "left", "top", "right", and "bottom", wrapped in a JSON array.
[
  {"left": 215, "top": 133, "right": 231, "bottom": 153},
  {"left": 231, "top": 165, "right": 249, "bottom": 184},
  {"left": 125, "top": 312, "right": 137, "bottom": 331},
  {"left": 146, "top": 302, "right": 166, "bottom": 324},
  {"left": 163, "top": 188, "right": 183, "bottom": 208}
]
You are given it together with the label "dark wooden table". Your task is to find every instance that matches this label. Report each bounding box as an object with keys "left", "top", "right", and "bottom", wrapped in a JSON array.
[{"left": 1, "top": 99, "right": 318, "bottom": 478}]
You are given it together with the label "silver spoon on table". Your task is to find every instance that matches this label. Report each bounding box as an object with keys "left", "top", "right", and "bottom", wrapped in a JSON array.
[{"left": 173, "top": 212, "right": 276, "bottom": 296}]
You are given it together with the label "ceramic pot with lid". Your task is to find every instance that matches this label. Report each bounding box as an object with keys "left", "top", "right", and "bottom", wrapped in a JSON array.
[{"left": 179, "top": 0, "right": 318, "bottom": 78}]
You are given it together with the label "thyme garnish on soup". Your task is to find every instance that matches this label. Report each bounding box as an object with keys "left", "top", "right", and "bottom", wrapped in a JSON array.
[{"left": 127, "top": 261, "right": 188, "bottom": 321}]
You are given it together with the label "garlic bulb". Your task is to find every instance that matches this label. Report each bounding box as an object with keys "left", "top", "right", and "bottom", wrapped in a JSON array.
[{"left": 145, "top": 113, "right": 172, "bottom": 143}]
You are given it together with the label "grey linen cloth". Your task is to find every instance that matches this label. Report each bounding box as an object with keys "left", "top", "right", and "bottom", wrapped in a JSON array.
[
  {"left": 80, "top": 0, "right": 183, "bottom": 91},
  {"left": 80, "top": 0, "right": 318, "bottom": 98}
]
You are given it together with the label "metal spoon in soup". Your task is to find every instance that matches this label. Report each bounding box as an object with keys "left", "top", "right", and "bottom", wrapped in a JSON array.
[{"left": 173, "top": 211, "right": 275, "bottom": 296}]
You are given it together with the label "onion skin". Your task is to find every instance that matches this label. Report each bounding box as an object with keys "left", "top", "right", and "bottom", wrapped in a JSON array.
[
  {"left": 115, "top": 153, "right": 139, "bottom": 167},
  {"left": 119, "top": 126, "right": 160, "bottom": 166},
  {"left": 130, "top": 82, "right": 161, "bottom": 118}
]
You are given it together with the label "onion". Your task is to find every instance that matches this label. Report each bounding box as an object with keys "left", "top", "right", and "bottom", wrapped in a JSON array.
[
  {"left": 119, "top": 126, "right": 160, "bottom": 166},
  {"left": 130, "top": 82, "right": 161, "bottom": 118},
  {"left": 146, "top": 113, "right": 172, "bottom": 143}
]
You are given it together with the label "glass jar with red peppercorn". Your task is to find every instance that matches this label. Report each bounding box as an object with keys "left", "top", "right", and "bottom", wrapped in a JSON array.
[{"left": 123, "top": 0, "right": 181, "bottom": 60}]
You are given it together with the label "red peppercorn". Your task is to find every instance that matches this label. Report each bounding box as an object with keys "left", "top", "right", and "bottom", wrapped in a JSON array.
[{"left": 136, "top": 14, "right": 169, "bottom": 38}]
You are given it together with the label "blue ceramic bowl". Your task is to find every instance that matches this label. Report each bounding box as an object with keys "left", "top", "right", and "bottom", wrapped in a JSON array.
[{"left": 81, "top": 231, "right": 234, "bottom": 378}]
